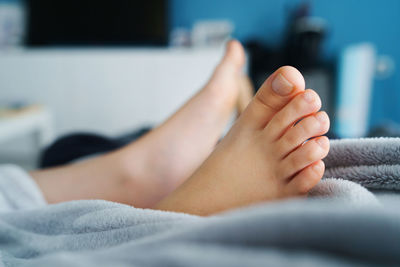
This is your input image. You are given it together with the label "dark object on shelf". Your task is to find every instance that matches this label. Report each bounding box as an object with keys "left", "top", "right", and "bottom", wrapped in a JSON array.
[
  {"left": 246, "top": 1, "right": 330, "bottom": 89},
  {"left": 26, "top": 0, "right": 169, "bottom": 46},
  {"left": 283, "top": 1, "right": 326, "bottom": 69}
]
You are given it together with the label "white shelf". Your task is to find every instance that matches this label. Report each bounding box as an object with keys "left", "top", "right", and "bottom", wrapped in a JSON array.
[{"left": 0, "top": 48, "right": 225, "bottom": 136}]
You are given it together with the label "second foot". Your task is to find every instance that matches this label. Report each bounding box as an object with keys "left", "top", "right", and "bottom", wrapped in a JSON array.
[{"left": 155, "top": 66, "right": 330, "bottom": 215}]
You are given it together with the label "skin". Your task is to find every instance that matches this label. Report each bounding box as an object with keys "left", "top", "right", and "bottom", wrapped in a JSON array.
[
  {"left": 154, "top": 67, "right": 330, "bottom": 216},
  {"left": 30, "top": 41, "right": 330, "bottom": 216},
  {"left": 30, "top": 40, "right": 250, "bottom": 208}
]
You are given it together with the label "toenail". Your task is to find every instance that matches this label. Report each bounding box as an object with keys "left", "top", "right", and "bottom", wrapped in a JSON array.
[
  {"left": 272, "top": 73, "right": 294, "bottom": 96},
  {"left": 315, "top": 112, "right": 326, "bottom": 123},
  {"left": 303, "top": 91, "right": 314, "bottom": 103},
  {"left": 316, "top": 137, "right": 328, "bottom": 148}
]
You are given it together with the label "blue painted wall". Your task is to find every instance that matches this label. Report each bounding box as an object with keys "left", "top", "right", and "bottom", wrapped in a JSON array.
[
  {"left": 171, "top": 0, "right": 400, "bottom": 129},
  {"left": 2, "top": 0, "right": 399, "bottom": 129}
]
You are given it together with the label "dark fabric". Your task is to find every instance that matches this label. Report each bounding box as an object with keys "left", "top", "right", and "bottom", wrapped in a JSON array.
[{"left": 39, "top": 127, "right": 151, "bottom": 168}]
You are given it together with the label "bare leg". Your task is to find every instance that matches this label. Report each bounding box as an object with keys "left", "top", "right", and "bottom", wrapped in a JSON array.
[
  {"left": 30, "top": 151, "right": 144, "bottom": 205},
  {"left": 155, "top": 66, "right": 330, "bottom": 216},
  {"left": 117, "top": 40, "right": 246, "bottom": 193},
  {"left": 30, "top": 40, "right": 251, "bottom": 207}
]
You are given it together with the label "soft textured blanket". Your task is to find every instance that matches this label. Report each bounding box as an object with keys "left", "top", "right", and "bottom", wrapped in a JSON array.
[
  {"left": 0, "top": 138, "right": 399, "bottom": 266},
  {"left": 324, "top": 138, "right": 400, "bottom": 191}
]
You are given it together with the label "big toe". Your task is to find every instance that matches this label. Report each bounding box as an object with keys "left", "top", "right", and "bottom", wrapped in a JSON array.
[
  {"left": 222, "top": 40, "right": 246, "bottom": 68},
  {"left": 205, "top": 40, "right": 246, "bottom": 104},
  {"left": 212, "top": 40, "right": 246, "bottom": 80},
  {"left": 239, "top": 66, "right": 306, "bottom": 129}
]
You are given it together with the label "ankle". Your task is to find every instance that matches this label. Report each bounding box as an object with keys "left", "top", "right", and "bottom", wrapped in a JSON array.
[{"left": 115, "top": 144, "right": 177, "bottom": 205}]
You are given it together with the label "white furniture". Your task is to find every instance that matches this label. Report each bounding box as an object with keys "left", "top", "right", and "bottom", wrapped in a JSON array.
[
  {"left": 0, "top": 106, "right": 53, "bottom": 168},
  {"left": 0, "top": 48, "right": 225, "bottom": 137},
  {"left": 0, "top": 106, "right": 53, "bottom": 147}
]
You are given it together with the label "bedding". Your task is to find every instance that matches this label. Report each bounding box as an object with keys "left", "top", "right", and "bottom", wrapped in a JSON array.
[
  {"left": 0, "top": 138, "right": 399, "bottom": 266},
  {"left": 324, "top": 138, "right": 400, "bottom": 191}
]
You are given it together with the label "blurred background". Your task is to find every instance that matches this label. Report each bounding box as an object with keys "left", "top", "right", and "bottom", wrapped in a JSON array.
[{"left": 0, "top": 0, "right": 398, "bottom": 169}]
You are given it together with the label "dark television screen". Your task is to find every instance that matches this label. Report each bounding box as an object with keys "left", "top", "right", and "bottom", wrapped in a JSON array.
[{"left": 26, "top": 0, "right": 169, "bottom": 46}]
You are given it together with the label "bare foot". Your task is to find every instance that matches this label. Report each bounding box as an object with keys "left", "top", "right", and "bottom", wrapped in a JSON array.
[
  {"left": 155, "top": 66, "right": 330, "bottom": 215},
  {"left": 115, "top": 40, "right": 252, "bottom": 206}
]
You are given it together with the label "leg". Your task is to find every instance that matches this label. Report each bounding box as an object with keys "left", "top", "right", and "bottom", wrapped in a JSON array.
[
  {"left": 118, "top": 40, "right": 247, "bottom": 191},
  {"left": 31, "top": 40, "right": 250, "bottom": 207},
  {"left": 155, "top": 66, "right": 330, "bottom": 215}
]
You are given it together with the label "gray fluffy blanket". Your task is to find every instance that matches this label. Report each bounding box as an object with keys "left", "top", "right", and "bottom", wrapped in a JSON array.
[
  {"left": 324, "top": 138, "right": 400, "bottom": 190},
  {"left": 0, "top": 138, "right": 399, "bottom": 266}
]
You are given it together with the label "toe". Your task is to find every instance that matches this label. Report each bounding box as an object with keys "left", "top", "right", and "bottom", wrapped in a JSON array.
[
  {"left": 275, "top": 111, "right": 330, "bottom": 158},
  {"left": 204, "top": 40, "right": 246, "bottom": 108},
  {"left": 221, "top": 40, "right": 246, "bottom": 68},
  {"left": 278, "top": 136, "right": 330, "bottom": 180},
  {"left": 285, "top": 160, "right": 325, "bottom": 195},
  {"left": 210, "top": 40, "right": 246, "bottom": 82},
  {"left": 239, "top": 66, "right": 305, "bottom": 130},
  {"left": 264, "top": 89, "right": 322, "bottom": 141}
]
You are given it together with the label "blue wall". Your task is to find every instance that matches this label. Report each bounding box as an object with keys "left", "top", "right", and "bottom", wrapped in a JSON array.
[
  {"left": 171, "top": 0, "right": 400, "bottom": 129},
  {"left": 2, "top": 0, "right": 399, "bottom": 129}
]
